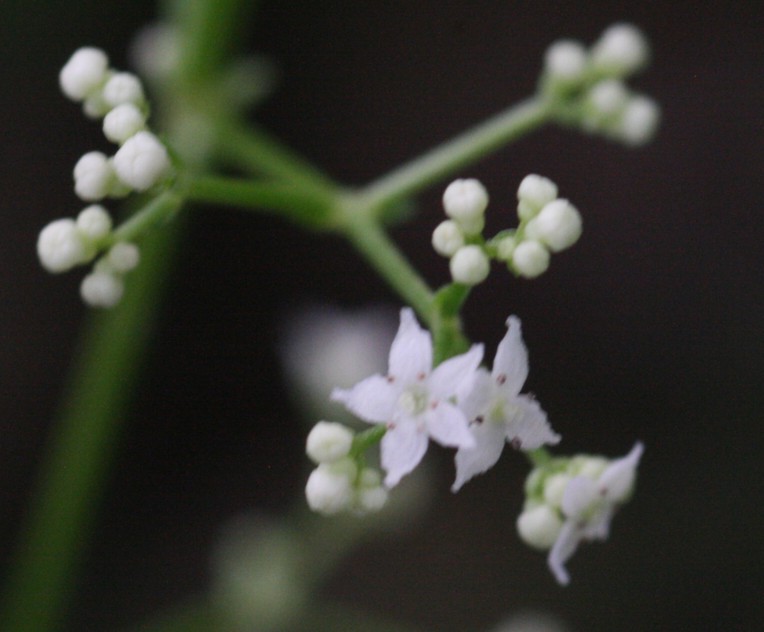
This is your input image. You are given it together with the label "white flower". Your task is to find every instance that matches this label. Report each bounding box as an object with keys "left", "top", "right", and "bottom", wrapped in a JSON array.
[
  {"left": 452, "top": 316, "right": 560, "bottom": 491},
  {"left": 306, "top": 421, "right": 354, "bottom": 464},
  {"left": 449, "top": 245, "right": 490, "bottom": 285},
  {"left": 59, "top": 47, "right": 109, "bottom": 101},
  {"left": 332, "top": 308, "right": 482, "bottom": 488},
  {"left": 511, "top": 240, "right": 550, "bottom": 278},
  {"left": 524, "top": 199, "right": 583, "bottom": 253},
  {"left": 548, "top": 442, "right": 644, "bottom": 585},
  {"left": 37, "top": 218, "right": 91, "bottom": 273},
  {"left": 103, "top": 103, "right": 147, "bottom": 144},
  {"left": 113, "top": 131, "right": 171, "bottom": 191}
]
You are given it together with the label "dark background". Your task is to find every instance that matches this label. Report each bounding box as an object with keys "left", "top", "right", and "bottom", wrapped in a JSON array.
[{"left": 2, "top": 1, "right": 763, "bottom": 630}]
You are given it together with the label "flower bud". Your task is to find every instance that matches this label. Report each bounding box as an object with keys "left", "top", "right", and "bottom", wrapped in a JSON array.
[
  {"left": 103, "top": 103, "right": 147, "bottom": 144},
  {"left": 616, "top": 95, "right": 660, "bottom": 146},
  {"left": 76, "top": 205, "right": 113, "bottom": 240},
  {"left": 73, "top": 151, "right": 117, "bottom": 201},
  {"left": 517, "top": 174, "right": 558, "bottom": 219},
  {"left": 113, "top": 131, "right": 171, "bottom": 191},
  {"left": 37, "top": 218, "right": 90, "bottom": 273},
  {"left": 524, "top": 199, "right": 582, "bottom": 252},
  {"left": 305, "top": 460, "right": 355, "bottom": 515},
  {"left": 59, "top": 47, "right": 109, "bottom": 101},
  {"left": 590, "top": 23, "right": 649, "bottom": 77},
  {"left": 442, "top": 179, "right": 489, "bottom": 224},
  {"left": 587, "top": 79, "right": 629, "bottom": 118},
  {"left": 431, "top": 220, "right": 465, "bottom": 257},
  {"left": 544, "top": 40, "right": 588, "bottom": 86},
  {"left": 305, "top": 421, "right": 354, "bottom": 464},
  {"left": 102, "top": 72, "right": 145, "bottom": 109},
  {"left": 107, "top": 242, "right": 141, "bottom": 273},
  {"left": 449, "top": 245, "right": 490, "bottom": 285},
  {"left": 511, "top": 240, "right": 550, "bottom": 278},
  {"left": 517, "top": 504, "right": 562, "bottom": 550},
  {"left": 80, "top": 270, "right": 124, "bottom": 308}
]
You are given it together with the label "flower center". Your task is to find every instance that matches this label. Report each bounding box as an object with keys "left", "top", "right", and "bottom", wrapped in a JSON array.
[{"left": 398, "top": 384, "right": 428, "bottom": 416}]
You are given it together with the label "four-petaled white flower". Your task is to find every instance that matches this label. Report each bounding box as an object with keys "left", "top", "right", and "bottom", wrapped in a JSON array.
[
  {"left": 332, "top": 308, "right": 482, "bottom": 488},
  {"left": 452, "top": 316, "right": 560, "bottom": 491},
  {"left": 548, "top": 441, "right": 644, "bottom": 585}
]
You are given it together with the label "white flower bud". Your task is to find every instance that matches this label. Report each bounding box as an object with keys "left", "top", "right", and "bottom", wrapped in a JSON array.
[
  {"left": 616, "top": 95, "right": 660, "bottom": 146},
  {"left": 569, "top": 455, "right": 608, "bottom": 479},
  {"left": 524, "top": 199, "right": 583, "bottom": 252},
  {"left": 305, "top": 421, "right": 354, "bottom": 464},
  {"left": 113, "top": 131, "right": 171, "bottom": 191},
  {"left": 495, "top": 235, "right": 516, "bottom": 261},
  {"left": 588, "top": 79, "right": 629, "bottom": 118},
  {"left": 590, "top": 23, "right": 649, "bottom": 77},
  {"left": 80, "top": 271, "right": 124, "bottom": 308},
  {"left": 542, "top": 473, "right": 572, "bottom": 508},
  {"left": 544, "top": 40, "right": 588, "bottom": 85},
  {"left": 59, "top": 47, "right": 109, "bottom": 101},
  {"left": 354, "top": 468, "right": 388, "bottom": 513},
  {"left": 442, "top": 179, "right": 489, "bottom": 224},
  {"left": 511, "top": 240, "right": 550, "bottom": 279},
  {"left": 517, "top": 504, "right": 563, "bottom": 550},
  {"left": 102, "top": 72, "right": 145, "bottom": 109},
  {"left": 76, "top": 205, "right": 112, "bottom": 240},
  {"left": 107, "top": 242, "right": 141, "bottom": 273},
  {"left": 305, "top": 460, "right": 355, "bottom": 515},
  {"left": 517, "top": 174, "right": 558, "bottom": 219},
  {"left": 431, "top": 220, "right": 465, "bottom": 257},
  {"left": 449, "top": 245, "right": 490, "bottom": 286},
  {"left": 74, "top": 151, "right": 117, "bottom": 201},
  {"left": 103, "top": 104, "right": 147, "bottom": 144},
  {"left": 37, "top": 218, "right": 90, "bottom": 273}
]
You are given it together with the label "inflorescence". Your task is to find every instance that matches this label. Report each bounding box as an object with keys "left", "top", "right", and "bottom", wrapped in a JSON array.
[{"left": 37, "top": 47, "right": 173, "bottom": 307}]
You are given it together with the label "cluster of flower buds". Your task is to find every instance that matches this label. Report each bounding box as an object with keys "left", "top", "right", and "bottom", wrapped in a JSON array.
[
  {"left": 432, "top": 176, "right": 582, "bottom": 283},
  {"left": 541, "top": 23, "right": 660, "bottom": 146},
  {"left": 36, "top": 204, "right": 140, "bottom": 307},
  {"left": 37, "top": 47, "right": 172, "bottom": 307},
  {"left": 516, "top": 442, "right": 644, "bottom": 585},
  {"left": 304, "top": 421, "right": 388, "bottom": 515}
]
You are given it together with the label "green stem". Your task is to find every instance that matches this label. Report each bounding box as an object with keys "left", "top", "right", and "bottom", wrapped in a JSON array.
[
  {"left": 527, "top": 447, "right": 552, "bottom": 468},
  {"left": 183, "top": 175, "right": 335, "bottom": 227},
  {"left": 0, "top": 224, "right": 180, "bottom": 632},
  {"left": 110, "top": 190, "right": 184, "bottom": 245},
  {"left": 360, "top": 97, "right": 552, "bottom": 210}
]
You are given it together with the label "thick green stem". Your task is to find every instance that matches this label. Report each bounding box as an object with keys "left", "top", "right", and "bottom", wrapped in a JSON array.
[
  {"left": 360, "top": 97, "right": 552, "bottom": 210},
  {"left": 0, "top": 224, "right": 179, "bottom": 632}
]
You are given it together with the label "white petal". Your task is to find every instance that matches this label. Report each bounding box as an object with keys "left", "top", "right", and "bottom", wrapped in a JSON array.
[
  {"left": 330, "top": 375, "right": 397, "bottom": 423},
  {"left": 429, "top": 343, "right": 483, "bottom": 400},
  {"left": 425, "top": 401, "right": 475, "bottom": 449},
  {"left": 506, "top": 396, "right": 561, "bottom": 450},
  {"left": 599, "top": 441, "right": 644, "bottom": 502},
  {"left": 547, "top": 520, "right": 582, "bottom": 586},
  {"left": 388, "top": 308, "right": 432, "bottom": 384},
  {"left": 380, "top": 420, "right": 429, "bottom": 487},
  {"left": 492, "top": 316, "right": 529, "bottom": 396},
  {"left": 561, "top": 476, "right": 599, "bottom": 520},
  {"left": 452, "top": 420, "right": 506, "bottom": 491},
  {"left": 456, "top": 368, "right": 493, "bottom": 420}
]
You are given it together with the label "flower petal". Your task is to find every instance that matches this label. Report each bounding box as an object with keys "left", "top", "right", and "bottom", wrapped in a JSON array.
[
  {"left": 506, "top": 396, "right": 561, "bottom": 450},
  {"left": 492, "top": 316, "right": 529, "bottom": 396},
  {"left": 456, "top": 368, "right": 493, "bottom": 420},
  {"left": 561, "top": 476, "right": 599, "bottom": 520},
  {"left": 429, "top": 343, "right": 483, "bottom": 400},
  {"left": 425, "top": 401, "right": 475, "bottom": 449},
  {"left": 331, "top": 374, "right": 398, "bottom": 423},
  {"left": 380, "top": 419, "right": 429, "bottom": 487},
  {"left": 547, "top": 520, "right": 582, "bottom": 586},
  {"left": 599, "top": 441, "right": 644, "bottom": 502},
  {"left": 388, "top": 308, "right": 432, "bottom": 384},
  {"left": 452, "top": 420, "right": 506, "bottom": 491}
]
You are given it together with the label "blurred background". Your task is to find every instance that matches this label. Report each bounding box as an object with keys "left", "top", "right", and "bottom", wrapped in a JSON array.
[{"left": 2, "top": 1, "right": 763, "bottom": 630}]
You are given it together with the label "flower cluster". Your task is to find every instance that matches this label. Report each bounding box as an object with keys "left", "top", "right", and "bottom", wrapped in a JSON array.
[
  {"left": 432, "top": 176, "right": 582, "bottom": 283},
  {"left": 37, "top": 47, "right": 173, "bottom": 307},
  {"left": 305, "top": 308, "right": 559, "bottom": 509},
  {"left": 517, "top": 442, "right": 644, "bottom": 585},
  {"left": 541, "top": 23, "right": 660, "bottom": 146}
]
